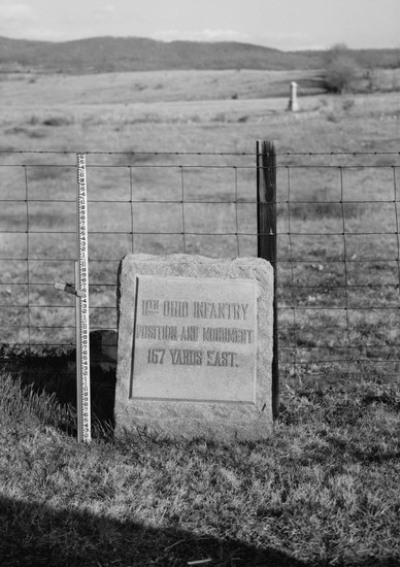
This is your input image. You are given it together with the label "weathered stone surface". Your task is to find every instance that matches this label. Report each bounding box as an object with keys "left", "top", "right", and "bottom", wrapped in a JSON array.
[{"left": 114, "top": 254, "right": 273, "bottom": 440}]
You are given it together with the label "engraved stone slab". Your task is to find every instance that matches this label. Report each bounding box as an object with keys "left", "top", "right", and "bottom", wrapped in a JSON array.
[
  {"left": 132, "top": 276, "right": 257, "bottom": 403},
  {"left": 115, "top": 254, "right": 273, "bottom": 440}
]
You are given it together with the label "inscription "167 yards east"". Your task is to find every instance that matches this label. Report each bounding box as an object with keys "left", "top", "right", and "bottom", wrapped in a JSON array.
[
  {"left": 137, "top": 297, "right": 255, "bottom": 369},
  {"left": 147, "top": 347, "right": 238, "bottom": 367}
]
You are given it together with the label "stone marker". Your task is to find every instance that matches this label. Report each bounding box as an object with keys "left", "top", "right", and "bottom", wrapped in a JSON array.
[
  {"left": 115, "top": 254, "right": 273, "bottom": 440},
  {"left": 287, "top": 81, "right": 300, "bottom": 112}
]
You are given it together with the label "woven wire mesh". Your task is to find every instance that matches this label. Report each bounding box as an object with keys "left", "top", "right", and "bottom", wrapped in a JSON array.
[
  {"left": 0, "top": 150, "right": 399, "bottom": 382},
  {"left": 276, "top": 155, "right": 400, "bottom": 381}
]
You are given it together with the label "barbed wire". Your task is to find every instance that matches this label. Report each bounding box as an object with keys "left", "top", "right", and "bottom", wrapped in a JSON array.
[{"left": 0, "top": 149, "right": 399, "bottom": 158}]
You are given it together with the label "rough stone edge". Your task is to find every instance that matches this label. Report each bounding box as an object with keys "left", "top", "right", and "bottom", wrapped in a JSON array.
[{"left": 115, "top": 254, "right": 273, "bottom": 440}]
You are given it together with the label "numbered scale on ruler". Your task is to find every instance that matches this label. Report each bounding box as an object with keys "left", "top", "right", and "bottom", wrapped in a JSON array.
[{"left": 76, "top": 154, "right": 91, "bottom": 443}]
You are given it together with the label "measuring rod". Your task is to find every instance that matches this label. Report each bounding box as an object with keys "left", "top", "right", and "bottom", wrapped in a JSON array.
[{"left": 76, "top": 153, "right": 91, "bottom": 443}]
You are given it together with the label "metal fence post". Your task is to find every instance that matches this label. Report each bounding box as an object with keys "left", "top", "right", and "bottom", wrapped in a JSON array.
[{"left": 256, "top": 140, "right": 279, "bottom": 419}]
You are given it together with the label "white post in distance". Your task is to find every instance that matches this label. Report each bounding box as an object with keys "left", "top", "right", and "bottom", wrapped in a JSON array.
[{"left": 287, "top": 81, "right": 300, "bottom": 112}]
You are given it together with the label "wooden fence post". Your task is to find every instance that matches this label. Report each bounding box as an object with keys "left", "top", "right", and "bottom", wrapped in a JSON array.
[{"left": 256, "top": 140, "right": 279, "bottom": 420}]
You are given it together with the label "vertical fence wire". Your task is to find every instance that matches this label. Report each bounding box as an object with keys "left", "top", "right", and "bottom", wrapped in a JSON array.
[
  {"left": 129, "top": 166, "right": 135, "bottom": 254},
  {"left": 0, "top": 150, "right": 399, "bottom": 389},
  {"left": 180, "top": 166, "right": 187, "bottom": 253},
  {"left": 286, "top": 166, "right": 299, "bottom": 380},
  {"left": 234, "top": 166, "right": 240, "bottom": 257},
  {"left": 23, "top": 165, "right": 31, "bottom": 356},
  {"left": 393, "top": 166, "right": 400, "bottom": 294},
  {"left": 338, "top": 167, "right": 351, "bottom": 336}
]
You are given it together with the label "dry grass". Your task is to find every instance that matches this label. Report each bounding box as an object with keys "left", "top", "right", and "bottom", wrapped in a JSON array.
[
  {"left": 0, "top": 69, "right": 324, "bottom": 106},
  {"left": 0, "top": 70, "right": 400, "bottom": 564},
  {"left": 0, "top": 74, "right": 399, "bottom": 370},
  {"left": 1, "top": 371, "right": 400, "bottom": 566}
]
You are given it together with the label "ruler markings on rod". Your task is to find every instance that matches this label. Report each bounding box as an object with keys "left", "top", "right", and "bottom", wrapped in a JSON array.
[{"left": 76, "top": 153, "right": 91, "bottom": 443}]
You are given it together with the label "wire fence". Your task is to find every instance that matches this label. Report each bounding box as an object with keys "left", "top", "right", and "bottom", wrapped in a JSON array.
[
  {"left": 277, "top": 154, "right": 400, "bottom": 383},
  {"left": 0, "top": 147, "right": 399, "bottom": 386}
]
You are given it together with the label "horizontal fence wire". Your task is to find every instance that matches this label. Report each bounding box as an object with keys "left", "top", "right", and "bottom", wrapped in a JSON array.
[{"left": 0, "top": 150, "right": 399, "bottom": 384}]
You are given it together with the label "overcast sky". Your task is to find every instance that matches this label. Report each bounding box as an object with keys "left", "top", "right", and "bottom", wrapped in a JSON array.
[{"left": 0, "top": 0, "right": 398, "bottom": 50}]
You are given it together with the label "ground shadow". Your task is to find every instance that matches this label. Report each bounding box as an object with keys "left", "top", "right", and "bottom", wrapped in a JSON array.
[
  {"left": 1, "top": 495, "right": 399, "bottom": 567},
  {"left": 3, "top": 349, "right": 116, "bottom": 434},
  {"left": 0, "top": 495, "right": 309, "bottom": 567},
  {"left": 326, "top": 434, "right": 400, "bottom": 465}
]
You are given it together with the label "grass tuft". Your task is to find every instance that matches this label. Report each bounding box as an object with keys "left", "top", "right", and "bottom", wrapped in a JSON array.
[
  {"left": 1, "top": 370, "right": 400, "bottom": 566},
  {"left": 42, "top": 115, "right": 74, "bottom": 127}
]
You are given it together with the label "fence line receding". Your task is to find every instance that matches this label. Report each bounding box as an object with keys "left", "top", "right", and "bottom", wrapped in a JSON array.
[{"left": 0, "top": 148, "right": 399, "bottom": 387}]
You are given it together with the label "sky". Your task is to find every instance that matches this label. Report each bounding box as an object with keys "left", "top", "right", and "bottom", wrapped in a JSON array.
[{"left": 0, "top": 0, "right": 398, "bottom": 51}]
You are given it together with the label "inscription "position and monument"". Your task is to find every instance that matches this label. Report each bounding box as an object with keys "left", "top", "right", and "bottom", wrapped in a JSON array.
[{"left": 131, "top": 276, "right": 257, "bottom": 403}]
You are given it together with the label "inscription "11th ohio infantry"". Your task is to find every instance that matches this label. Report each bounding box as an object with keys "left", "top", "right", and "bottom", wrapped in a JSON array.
[
  {"left": 142, "top": 299, "right": 249, "bottom": 320},
  {"left": 135, "top": 298, "right": 255, "bottom": 369}
]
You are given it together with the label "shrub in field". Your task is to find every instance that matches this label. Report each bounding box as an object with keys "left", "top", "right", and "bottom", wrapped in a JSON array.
[
  {"left": 323, "top": 44, "right": 359, "bottom": 94},
  {"left": 28, "top": 114, "right": 41, "bottom": 125},
  {"left": 324, "top": 55, "right": 359, "bottom": 94},
  {"left": 5, "top": 125, "right": 47, "bottom": 138},
  {"left": 212, "top": 112, "right": 227, "bottom": 122},
  {"left": 42, "top": 115, "right": 74, "bottom": 126},
  {"left": 342, "top": 99, "right": 355, "bottom": 111}
]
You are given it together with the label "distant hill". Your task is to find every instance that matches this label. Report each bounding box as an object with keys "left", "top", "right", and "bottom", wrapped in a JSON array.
[{"left": 0, "top": 36, "right": 398, "bottom": 74}]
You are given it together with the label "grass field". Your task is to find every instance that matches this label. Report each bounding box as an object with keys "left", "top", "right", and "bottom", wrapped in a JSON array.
[
  {"left": 1, "top": 369, "right": 400, "bottom": 566},
  {"left": 0, "top": 69, "right": 399, "bottom": 373},
  {"left": 0, "top": 68, "right": 400, "bottom": 565}
]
